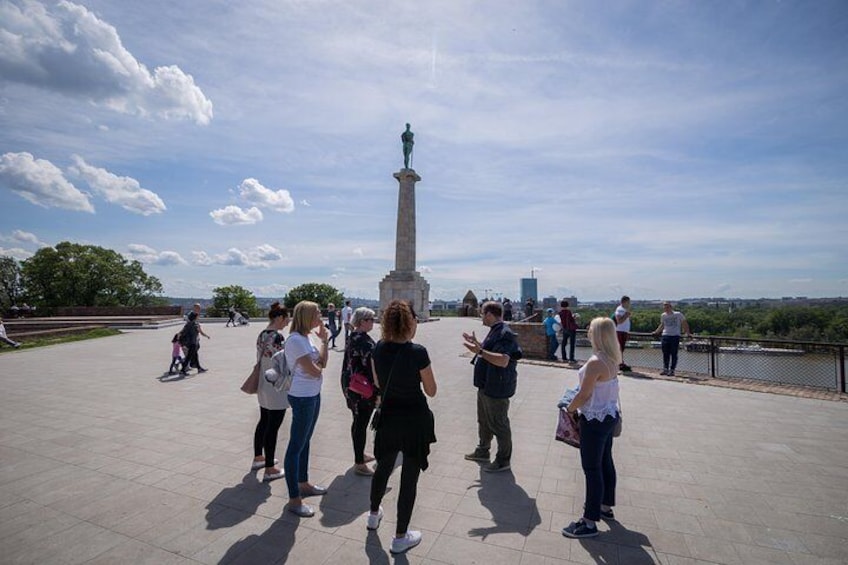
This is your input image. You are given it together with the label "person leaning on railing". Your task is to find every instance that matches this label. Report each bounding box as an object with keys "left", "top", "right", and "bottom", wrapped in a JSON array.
[{"left": 652, "top": 302, "right": 692, "bottom": 376}]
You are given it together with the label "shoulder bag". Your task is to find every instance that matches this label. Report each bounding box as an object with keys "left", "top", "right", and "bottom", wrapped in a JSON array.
[
  {"left": 370, "top": 345, "right": 403, "bottom": 431},
  {"left": 240, "top": 362, "right": 260, "bottom": 395}
]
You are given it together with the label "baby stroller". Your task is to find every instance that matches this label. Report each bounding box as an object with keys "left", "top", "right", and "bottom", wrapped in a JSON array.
[{"left": 235, "top": 312, "right": 250, "bottom": 326}]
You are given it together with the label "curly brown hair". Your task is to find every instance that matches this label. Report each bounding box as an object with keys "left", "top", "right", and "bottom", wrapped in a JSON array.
[{"left": 380, "top": 300, "right": 416, "bottom": 342}]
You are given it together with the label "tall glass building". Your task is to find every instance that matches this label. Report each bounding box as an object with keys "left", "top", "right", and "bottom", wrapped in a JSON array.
[{"left": 520, "top": 278, "right": 538, "bottom": 304}]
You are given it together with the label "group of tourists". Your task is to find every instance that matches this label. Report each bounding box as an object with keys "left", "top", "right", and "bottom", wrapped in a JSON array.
[
  {"left": 243, "top": 296, "right": 628, "bottom": 553},
  {"left": 247, "top": 298, "right": 436, "bottom": 554}
]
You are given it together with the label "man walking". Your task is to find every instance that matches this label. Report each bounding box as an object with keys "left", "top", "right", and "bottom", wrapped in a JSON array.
[
  {"left": 614, "top": 296, "right": 632, "bottom": 372},
  {"left": 341, "top": 300, "right": 353, "bottom": 344},
  {"left": 462, "top": 301, "right": 523, "bottom": 473},
  {"left": 326, "top": 303, "right": 340, "bottom": 348}
]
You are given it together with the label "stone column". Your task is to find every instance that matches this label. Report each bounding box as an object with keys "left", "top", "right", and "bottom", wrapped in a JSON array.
[
  {"left": 379, "top": 168, "right": 430, "bottom": 320},
  {"left": 393, "top": 169, "right": 420, "bottom": 271}
]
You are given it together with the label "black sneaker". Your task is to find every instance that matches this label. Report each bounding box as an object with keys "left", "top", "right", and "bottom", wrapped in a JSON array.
[
  {"left": 600, "top": 508, "right": 615, "bottom": 520},
  {"left": 464, "top": 449, "right": 490, "bottom": 462},
  {"left": 619, "top": 364, "right": 632, "bottom": 372},
  {"left": 482, "top": 460, "right": 511, "bottom": 473},
  {"left": 668, "top": 370, "right": 675, "bottom": 376},
  {"left": 562, "top": 519, "right": 598, "bottom": 538}
]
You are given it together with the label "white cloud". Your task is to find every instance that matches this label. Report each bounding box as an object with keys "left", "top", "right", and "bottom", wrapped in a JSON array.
[
  {"left": 192, "top": 251, "right": 214, "bottom": 266},
  {"left": 0, "top": 246, "right": 32, "bottom": 260},
  {"left": 300, "top": 199, "right": 311, "bottom": 207},
  {"left": 190, "top": 245, "right": 283, "bottom": 269},
  {"left": 9, "top": 229, "right": 46, "bottom": 246},
  {"left": 69, "top": 156, "right": 166, "bottom": 215},
  {"left": 253, "top": 244, "right": 284, "bottom": 261},
  {"left": 126, "top": 243, "right": 185, "bottom": 265},
  {"left": 254, "top": 283, "right": 289, "bottom": 297},
  {"left": 238, "top": 178, "right": 295, "bottom": 213},
  {"left": 0, "top": 0, "right": 213, "bottom": 124},
  {"left": 420, "top": 265, "right": 432, "bottom": 274},
  {"left": 209, "top": 205, "right": 263, "bottom": 225},
  {"left": 0, "top": 152, "right": 94, "bottom": 212},
  {"left": 352, "top": 247, "right": 364, "bottom": 257}
]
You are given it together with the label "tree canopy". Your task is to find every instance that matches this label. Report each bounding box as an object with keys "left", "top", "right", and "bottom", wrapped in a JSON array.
[
  {"left": 0, "top": 256, "right": 22, "bottom": 310},
  {"left": 209, "top": 285, "right": 261, "bottom": 318},
  {"left": 284, "top": 283, "right": 344, "bottom": 310},
  {"left": 18, "top": 242, "right": 163, "bottom": 309}
]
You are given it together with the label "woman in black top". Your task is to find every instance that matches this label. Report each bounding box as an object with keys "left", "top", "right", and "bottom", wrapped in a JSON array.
[
  {"left": 341, "top": 307, "right": 378, "bottom": 476},
  {"left": 367, "top": 300, "right": 437, "bottom": 555}
]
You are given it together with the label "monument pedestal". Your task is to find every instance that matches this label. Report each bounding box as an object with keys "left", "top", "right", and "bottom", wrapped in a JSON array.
[
  {"left": 379, "top": 168, "right": 430, "bottom": 321},
  {"left": 379, "top": 270, "right": 430, "bottom": 321}
]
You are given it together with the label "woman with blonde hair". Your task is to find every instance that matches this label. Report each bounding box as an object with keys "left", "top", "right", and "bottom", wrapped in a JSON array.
[
  {"left": 282, "top": 301, "right": 330, "bottom": 517},
  {"left": 562, "top": 317, "right": 621, "bottom": 538},
  {"left": 367, "top": 300, "right": 437, "bottom": 555}
]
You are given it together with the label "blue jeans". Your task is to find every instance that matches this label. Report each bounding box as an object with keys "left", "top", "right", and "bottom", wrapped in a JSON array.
[
  {"left": 547, "top": 334, "right": 559, "bottom": 360},
  {"left": 661, "top": 335, "right": 681, "bottom": 371},
  {"left": 579, "top": 414, "right": 618, "bottom": 522},
  {"left": 560, "top": 330, "right": 577, "bottom": 361},
  {"left": 284, "top": 394, "right": 321, "bottom": 499}
]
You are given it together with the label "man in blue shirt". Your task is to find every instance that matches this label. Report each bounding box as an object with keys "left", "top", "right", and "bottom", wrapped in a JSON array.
[{"left": 543, "top": 308, "right": 559, "bottom": 361}]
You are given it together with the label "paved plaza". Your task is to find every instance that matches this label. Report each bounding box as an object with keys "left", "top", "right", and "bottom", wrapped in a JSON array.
[{"left": 0, "top": 318, "right": 846, "bottom": 564}]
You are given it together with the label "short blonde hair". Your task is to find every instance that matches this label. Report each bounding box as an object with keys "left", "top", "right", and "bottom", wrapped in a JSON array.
[
  {"left": 291, "top": 301, "right": 320, "bottom": 336},
  {"left": 351, "top": 307, "right": 376, "bottom": 328},
  {"left": 588, "top": 317, "right": 622, "bottom": 366}
]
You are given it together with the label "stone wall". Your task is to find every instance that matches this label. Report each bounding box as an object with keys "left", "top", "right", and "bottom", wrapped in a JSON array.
[
  {"left": 53, "top": 306, "right": 182, "bottom": 316},
  {"left": 509, "top": 322, "right": 548, "bottom": 359}
]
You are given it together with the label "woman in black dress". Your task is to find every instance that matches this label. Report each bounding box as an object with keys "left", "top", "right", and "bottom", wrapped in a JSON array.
[{"left": 367, "top": 300, "right": 437, "bottom": 555}]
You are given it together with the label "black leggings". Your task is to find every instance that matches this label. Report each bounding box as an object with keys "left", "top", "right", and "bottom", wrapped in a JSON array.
[
  {"left": 370, "top": 451, "right": 421, "bottom": 535},
  {"left": 350, "top": 397, "right": 375, "bottom": 464},
  {"left": 254, "top": 407, "right": 287, "bottom": 466}
]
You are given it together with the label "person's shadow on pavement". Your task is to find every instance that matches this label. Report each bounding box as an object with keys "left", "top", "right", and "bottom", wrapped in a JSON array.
[
  {"left": 205, "top": 472, "right": 271, "bottom": 530},
  {"left": 577, "top": 518, "right": 657, "bottom": 565},
  {"left": 318, "top": 469, "right": 376, "bottom": 528},
  {"left": 467, "top": 468, "right": 542, "bottom": 539}
]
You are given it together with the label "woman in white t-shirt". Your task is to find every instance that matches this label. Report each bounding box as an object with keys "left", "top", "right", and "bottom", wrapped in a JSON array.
[{"left": 283, "top": 301, "right": 330, "bottom": 518}]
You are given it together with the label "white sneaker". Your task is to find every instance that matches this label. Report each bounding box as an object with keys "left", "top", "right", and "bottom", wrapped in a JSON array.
[
  {"left": 390, "top": 530, "right": 422, "bottom": 554},
  {"left": 366, "top": 506, "right": 383, "bottom": 530}
]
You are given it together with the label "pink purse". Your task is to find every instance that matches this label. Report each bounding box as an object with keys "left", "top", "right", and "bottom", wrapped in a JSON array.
[
  {"left": 555, "top": 407, "right": 580, "bottom": 448},
  {"left": 348, "top": 372, "right": 375, "bottom": 399}
]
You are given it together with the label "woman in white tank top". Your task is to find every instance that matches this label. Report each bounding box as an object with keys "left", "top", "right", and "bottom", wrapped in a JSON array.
[{"left": 562, "top": 317, "right": 622, "bottom": 539}]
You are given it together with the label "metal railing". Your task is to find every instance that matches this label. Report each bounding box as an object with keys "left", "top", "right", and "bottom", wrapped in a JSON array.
[{"left": 572, "top": 331, "right": 847, "bottom": 393}]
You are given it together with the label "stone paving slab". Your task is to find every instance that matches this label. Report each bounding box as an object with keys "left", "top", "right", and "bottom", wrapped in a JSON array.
[{"left": 0, "top": 318, "right": 846, "bottom": 564}]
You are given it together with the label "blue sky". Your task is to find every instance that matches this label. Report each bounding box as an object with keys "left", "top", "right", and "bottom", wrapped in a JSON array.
[{"left": 1, "top": 0, "right": 846, "bottom": 301}]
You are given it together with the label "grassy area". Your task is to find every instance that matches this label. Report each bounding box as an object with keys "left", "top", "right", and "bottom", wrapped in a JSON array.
[{"left": 0, "top": 328, "right": 122, "bottom": 352}]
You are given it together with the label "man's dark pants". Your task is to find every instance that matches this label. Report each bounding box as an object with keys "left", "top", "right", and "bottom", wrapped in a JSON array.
[{"left": 475, "top": 390, "right": 512, "bottom": 464}]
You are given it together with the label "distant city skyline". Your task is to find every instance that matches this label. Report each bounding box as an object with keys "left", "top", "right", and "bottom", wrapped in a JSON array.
[{"left": 1, "top": 1, "right": 846, "bottom": 301}]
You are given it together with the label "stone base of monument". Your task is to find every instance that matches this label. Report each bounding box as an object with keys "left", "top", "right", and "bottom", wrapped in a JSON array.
[{"left": 379, "top": 270, "right": 430, "bottom": 322}]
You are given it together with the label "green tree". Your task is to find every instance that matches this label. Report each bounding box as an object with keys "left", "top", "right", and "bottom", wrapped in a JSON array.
[
  {"left": 210, "top": 285, "right": 261, "bottom": 317},
  {"left": 20, "top": 242, "right": 163, "bottom": 308},
  {"left": 0, "top": 256, "right": 22, "bottom": 310},
  {"left": 284, "top": 283, "right": 343, "bottom": 310}
]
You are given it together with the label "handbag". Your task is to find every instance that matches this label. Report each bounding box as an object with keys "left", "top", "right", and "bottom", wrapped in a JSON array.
[
  {"left": 613, "top": 415, "right": 622, "bottom": 438},
  {"left": 555, "top": 407, "right": 580, "bottom": 448},
  {"left": 240, "top": 362, "right": 260, "bottom": 395},
  {"left": 370, "top": 345, "right": 403, "bottom": 431},
  {"left": 348, "top": 372, "right": 375, "bottom": 399}
]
